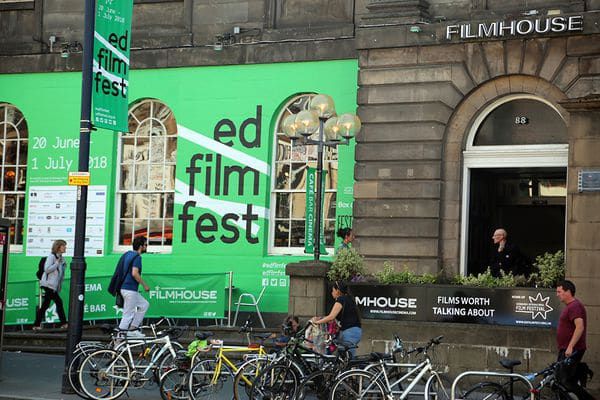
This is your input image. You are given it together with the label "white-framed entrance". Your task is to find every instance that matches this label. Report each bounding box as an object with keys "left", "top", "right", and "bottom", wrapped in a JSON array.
[{"left": 459, "top": 94, "right": 569, "bottom": 275}]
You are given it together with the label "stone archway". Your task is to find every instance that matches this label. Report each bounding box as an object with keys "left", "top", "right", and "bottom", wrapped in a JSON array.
[{"left": 440, "top": 75, "right": 569, "bottom": 273}]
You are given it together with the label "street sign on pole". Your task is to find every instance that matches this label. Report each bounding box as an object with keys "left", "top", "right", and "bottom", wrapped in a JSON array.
[
  {"left": 304, "top": 167, "right": 327, "bottom": 255},
  {"left": 92, "top": 0, "right": 133, "bottom": 132}
]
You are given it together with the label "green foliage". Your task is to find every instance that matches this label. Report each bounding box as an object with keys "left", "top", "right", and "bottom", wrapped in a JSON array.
[
  {"left": 375, "top": 262, "right": 438, "bottom": 285},
  {"left": 452, "top": 268, "right": 528, "bottom": 288},
  {"left": 327, "top": 248, "right": 366, "bottom": 282},
  {"left": 530, "top": 250, "right": 565, "bottom": 288}
]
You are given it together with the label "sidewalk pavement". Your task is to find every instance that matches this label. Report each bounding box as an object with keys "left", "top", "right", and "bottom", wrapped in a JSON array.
[{"left": 0, "top": 352, "right": 150, "bottom": 400}]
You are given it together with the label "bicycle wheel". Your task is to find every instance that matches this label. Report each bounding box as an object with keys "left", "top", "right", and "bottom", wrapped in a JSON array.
[
  {"left": 249, "top": 363, "right": 298, "bottom": 400},
  {"left": 69, "top": 344, "right": 106, "bottom": 399},
  {"left": 233, "top": 357, "right": 271, "bottom": 400},
  {"left": 425, "top": 373, "right": 452, "bottom": 400},
  {"left": 463, "top": 382, "right": 508, "bottom": 400},
  {"left": 296, "top": 370, "right": 335, "bottom": 400},
  {"left": 188, "top": 358, "right": 233, "bottom": 400},
  {"left": 329, "top": 370, "right": 386, "bottom": 400},
  {"left": 155, "top": 350, "right": 179, "bottom": 383},
  {"left": 160, "top": 368, "right": 190, "bottom": 400},
  {"left": 78, "top": 349, "right": 130, "bottom": 400}
]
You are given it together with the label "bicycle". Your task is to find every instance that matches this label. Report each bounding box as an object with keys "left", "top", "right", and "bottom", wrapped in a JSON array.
[
  {"left": 329, "top": 335, "right": 451, "bottom": 400},
  {"left": 186, "top": 320, "right": 271, "bottom": 400},
  {"left": 458, "top": 353, "right": 590, "bottom": 400},
  {"left": 249, "top": 321, "right": 342, "bottom": 400},
  {"left": 69, "top": 318, "right": 182, "bottom": 398},
  {"left": 77, "top": 326, "right": 182, "bottom": 400}
]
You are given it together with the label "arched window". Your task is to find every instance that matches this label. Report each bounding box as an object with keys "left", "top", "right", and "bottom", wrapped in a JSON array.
[
  {"left": 0, "top": 103, "right": 27, "bottom": 249},
  {"left": 270, "top": 94, "right": 339, "bottom": 253},
  {"left": 116, "top": 99, "right": 177, "bottom": 251}
]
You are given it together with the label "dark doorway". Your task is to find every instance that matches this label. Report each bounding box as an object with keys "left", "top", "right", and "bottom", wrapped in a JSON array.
[{"left": 467, "top": 168, "right": 566, "bottom": 275}]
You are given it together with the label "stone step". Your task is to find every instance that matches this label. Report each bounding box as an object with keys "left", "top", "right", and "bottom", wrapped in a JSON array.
[{"left": 3, "top": 323, "right": 279, "bottom": 355}]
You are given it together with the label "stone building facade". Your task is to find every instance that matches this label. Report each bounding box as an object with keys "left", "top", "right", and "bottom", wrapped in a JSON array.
[{"left": 1, "top": 0, "right": 599, "bottom": 389}]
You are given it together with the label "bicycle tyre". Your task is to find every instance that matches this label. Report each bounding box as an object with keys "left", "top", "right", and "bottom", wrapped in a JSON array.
[
  {"left": 329, "top": 370, "right": 386, "bottom": 400},
  {"left": 295, "top": 370, "right": 335, "bottom": 400},
  {"left": 78, "top": 349, "right": 131, "bottom": 400},
  {"left": 188, "top": 358, "right": 233, "bottom": 400},
  {"left": 463, "top": 382, "right": 508, "bottom": 400},
  {"left": 233, "top": 357, "right": 272, "bottom": 400},
  {"left": 424, "top": 373, "right": 452, "bottom": 400},
  {"left": 159, "top": 368, "right": 189, "bottom": 400},
  {"left": 249, "top": 363, "right": 298, "bottom": 400},
  {"left": 69, "top": 343, "right": 106, "bottom": 399}
]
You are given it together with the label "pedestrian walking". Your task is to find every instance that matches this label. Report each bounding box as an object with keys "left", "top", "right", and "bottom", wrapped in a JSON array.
[
  {"left": 33, "top": 240, "right": 68, "bottom": 330},
  {"left": 118, "top": 236, "right": 150, "bottom": 337}
]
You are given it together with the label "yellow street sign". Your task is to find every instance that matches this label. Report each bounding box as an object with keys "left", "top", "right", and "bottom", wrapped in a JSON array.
[{"left": 68, "top": 171, "right": 90, "bottom": 186}]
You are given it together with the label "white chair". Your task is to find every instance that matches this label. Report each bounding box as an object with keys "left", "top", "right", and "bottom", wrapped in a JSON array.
[{"left": 232, "top": 286, "right": 267, "bottom": 328}]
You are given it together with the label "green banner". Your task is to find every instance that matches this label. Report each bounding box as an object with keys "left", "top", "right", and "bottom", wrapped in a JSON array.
[
  {"left": 92, "top": 0, "right": 133, "bottom": 131},
  {"left": 4, "top": 281, "right": 37, "bottom": 325},
  {"left": 304, "top": 167, "right": 327, "bottom": 255},
  {"left": 145, "top": 274, "right": 226, "bottom": 319}
]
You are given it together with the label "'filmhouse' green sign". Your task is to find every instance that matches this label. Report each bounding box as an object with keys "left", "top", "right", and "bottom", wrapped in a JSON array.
[{"left": 92, "top": 0, "right": 133, "bottom": 131}]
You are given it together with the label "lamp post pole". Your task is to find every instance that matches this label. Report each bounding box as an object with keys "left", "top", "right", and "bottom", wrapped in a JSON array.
[
  {"left": 61, "top": 0, "right": 95, "bottom": 392},
  {"left": 282, "top": 94, "right": 360, "bottom": 261},
  {"left": 313, "top": 117, "right": 325, "bottom": 261}
]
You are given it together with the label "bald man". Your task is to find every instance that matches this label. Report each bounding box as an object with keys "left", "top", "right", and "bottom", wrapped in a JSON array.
[{"left": 490, "top": 228, "right": 529, "bottom": 277}]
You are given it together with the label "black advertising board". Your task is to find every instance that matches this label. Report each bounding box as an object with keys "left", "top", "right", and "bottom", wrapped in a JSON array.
[{"left": 346, "top": 284, "right": 559, "bottom": 328}]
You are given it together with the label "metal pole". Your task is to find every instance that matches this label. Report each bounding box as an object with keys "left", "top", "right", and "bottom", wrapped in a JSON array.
[
  {"left": 61, "top": 0, "right": 95, "bottom": 392},
  {"left": 314, "top": 118, "right": 325, "bottom": 261}
]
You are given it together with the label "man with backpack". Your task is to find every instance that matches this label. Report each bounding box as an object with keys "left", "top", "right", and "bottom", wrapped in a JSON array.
[{"left": 117, "top": 236, "right": 150, "bottom": 337}]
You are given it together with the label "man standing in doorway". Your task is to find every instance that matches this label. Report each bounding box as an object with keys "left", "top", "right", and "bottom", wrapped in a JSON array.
[
  {"left": 555, "top": 280, "right": 593, "bottom": 400},
  {"left": 490, "top": 228, "right": 529, "bottom": 276},
  {"left": 119, "top": 236, "right": 150, "bottom": 338}
]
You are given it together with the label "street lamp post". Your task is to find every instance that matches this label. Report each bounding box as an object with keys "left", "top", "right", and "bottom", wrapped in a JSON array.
[{"left": 282, "top": 94, "right": 361, "bottom": 261}]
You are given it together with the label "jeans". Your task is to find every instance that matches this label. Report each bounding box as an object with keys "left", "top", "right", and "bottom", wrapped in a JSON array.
[
  {"left": 557, "top": 350, "right": 594, "bottom": 400},
  {"left": 340, "top": 326, "right": 362, "bottom": 357},
  {"left": 118, "top": 289, "right": 149, "bottom": 331},
  {"left": 34, "top": 287, "right": 67, "bottom": 326}
]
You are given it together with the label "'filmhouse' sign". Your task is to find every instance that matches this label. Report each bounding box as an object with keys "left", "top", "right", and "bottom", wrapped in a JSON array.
[
  {"left": 446, "top": 15, "right": 583, "bottom": 40},
  {"left": 347, "top": 284, "right": 560, "bottom": 328}
]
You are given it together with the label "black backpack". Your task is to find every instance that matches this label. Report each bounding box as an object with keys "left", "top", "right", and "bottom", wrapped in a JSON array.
[{"left": 36, "top": 256, "right": 47, "bottom": 280}]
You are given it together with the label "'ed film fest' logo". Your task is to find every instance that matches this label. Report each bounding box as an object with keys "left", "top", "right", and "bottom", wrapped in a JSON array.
[{"left": 514, "top": 293, "right": 554, "bottom": 320}]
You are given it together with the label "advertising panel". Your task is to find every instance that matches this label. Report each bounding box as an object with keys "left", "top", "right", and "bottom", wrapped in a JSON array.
[
  {"left": 0, "top": 60, "right": 358, "bottom": 322},
  {"left": 350, "top": 284, "right": 559, "bottom": 328}
]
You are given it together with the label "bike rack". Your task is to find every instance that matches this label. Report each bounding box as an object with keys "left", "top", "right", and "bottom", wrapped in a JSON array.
[{"left": 451, "top": 371, "right": 535, "bottom": 400}]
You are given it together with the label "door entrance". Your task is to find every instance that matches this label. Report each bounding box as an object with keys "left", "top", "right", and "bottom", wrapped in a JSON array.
[{"left": 467, "top": 168, "right": 566, "bottom": 275}]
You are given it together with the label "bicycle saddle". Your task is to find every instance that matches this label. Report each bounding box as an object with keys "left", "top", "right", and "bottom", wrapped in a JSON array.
[
  {"left": 370, "top": 352, "right": 393, "bottom": 361},
  {"left": 195, "top": 331, "right": 214, "bottom": 340},
  {"left": 500, "top": 359, "right": 522, "bottom": 369}
]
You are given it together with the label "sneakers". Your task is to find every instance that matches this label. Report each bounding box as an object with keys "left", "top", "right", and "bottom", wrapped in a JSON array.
[
  {"left": 126, "top": 329, "right": 145, "bottom": 339},
  {"left": 32, "top": 326, "right": 42, "bottom": 331},
  {"left": 60, "top": 323, "right": 69, "bottom": 329}
]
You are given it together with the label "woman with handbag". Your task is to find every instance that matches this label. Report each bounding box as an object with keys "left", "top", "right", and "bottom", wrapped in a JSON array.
[
  {"left": 312, "top": 280, "right": 362, "bottom": 357},
  {"left": 33, "top": 240, "right": 68, "bottom": 330}
]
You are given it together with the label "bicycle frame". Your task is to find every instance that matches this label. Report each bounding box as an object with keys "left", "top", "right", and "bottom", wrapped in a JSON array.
[
  {"left": 117, "top": 335, "right": 177, "bottom": 380},
  {"left": 373, "top": 357, "right": 438, "bottom": 399},
  {"left": 209, "top": 344, "right": 268, "bottom": 385}
]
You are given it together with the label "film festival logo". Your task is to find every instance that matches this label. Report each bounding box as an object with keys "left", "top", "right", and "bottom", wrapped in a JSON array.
[{"left": 515, "top": 292, "right": 554, "bottom": 320}]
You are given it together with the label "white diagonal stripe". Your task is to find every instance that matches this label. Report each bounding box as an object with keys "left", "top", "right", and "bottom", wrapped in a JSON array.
[
  {"left": 92, "top": 60, "right": 129, "bottom": 90},
  {"left": 174, "top": 179, "right": 268, "bottom": 235},
  {"left": 177, "top": 125, "right": 269, "bottom": 175},
  {"left": 94, "top": 31, "right": 130, "bottom": 64}
]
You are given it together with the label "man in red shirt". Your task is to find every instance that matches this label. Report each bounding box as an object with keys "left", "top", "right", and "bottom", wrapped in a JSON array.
[{"left": 556, "top": 280, "right": 593, "bottom": 400}]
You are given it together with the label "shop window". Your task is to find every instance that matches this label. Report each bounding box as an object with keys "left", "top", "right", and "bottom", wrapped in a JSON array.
[
  {"left": 116, "top": 99, "right": 177, "bottom": 251},
  {"left": 270, "top": 94, "right": 338, "bottom": 253},
  {"left": 0, "top": 103, "right": 27, "bottom": 249}
]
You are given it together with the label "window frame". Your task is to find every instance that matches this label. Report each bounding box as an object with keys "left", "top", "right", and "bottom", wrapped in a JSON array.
[
  {"left": 113, "top": 99, "right": 177, "bottom": 254},
  {"left": 268, "top": 94, "right": 338, "bottom": 256},
  {"left": 0, "top": 103, "right": 27, "bottom": 253}
]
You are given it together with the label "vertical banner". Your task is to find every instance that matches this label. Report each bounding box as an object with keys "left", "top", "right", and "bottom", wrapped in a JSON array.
[
  {"left": 92, "top": 0, "right": 133, "bottom": 131},
  {"left": 304, "top": 167, "right": 327, "bottom": 255}
]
